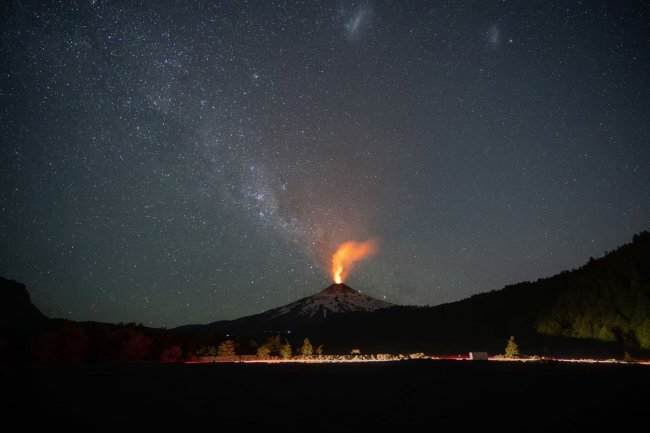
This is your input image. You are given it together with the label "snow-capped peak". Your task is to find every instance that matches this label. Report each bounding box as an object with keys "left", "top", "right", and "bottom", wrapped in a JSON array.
[{"left": 263, "top": 283, "right": 393, "bottom": 320}]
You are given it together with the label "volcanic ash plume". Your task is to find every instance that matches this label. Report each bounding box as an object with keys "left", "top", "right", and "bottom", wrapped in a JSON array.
[{"left": 331, "top": 239, "right": 378, "bottom": 284}]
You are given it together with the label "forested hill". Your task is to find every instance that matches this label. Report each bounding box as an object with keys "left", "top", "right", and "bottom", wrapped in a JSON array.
[
  {"left": 312, "top": 231, "right": 650, "bottom": 355},
  {"left": 533, "top": 231, "right": 650, "bottom": 347}
]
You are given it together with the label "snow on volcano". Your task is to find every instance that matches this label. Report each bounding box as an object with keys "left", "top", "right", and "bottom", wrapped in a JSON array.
[{"left": 262, "top": 283, "right": 393, "bottom": 320}]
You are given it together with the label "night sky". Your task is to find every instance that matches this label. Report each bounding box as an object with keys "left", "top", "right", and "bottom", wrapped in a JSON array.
[{"left": 1, "top": 1, "right": 649, "bottom": 327}]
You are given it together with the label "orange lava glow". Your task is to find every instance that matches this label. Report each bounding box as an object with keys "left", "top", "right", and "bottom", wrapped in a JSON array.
[{"left": 331, "top": 239, "right": 378, "bottom": 283}]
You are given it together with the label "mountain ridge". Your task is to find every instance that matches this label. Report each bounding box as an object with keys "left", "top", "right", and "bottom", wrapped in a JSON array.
[{"left": 176, "top": 283, "right": 394, "bottom": 334}]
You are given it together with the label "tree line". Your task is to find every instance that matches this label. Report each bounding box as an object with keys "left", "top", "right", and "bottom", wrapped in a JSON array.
[{"left": 11, "top": 320, "right": 325, "bottom": 363}]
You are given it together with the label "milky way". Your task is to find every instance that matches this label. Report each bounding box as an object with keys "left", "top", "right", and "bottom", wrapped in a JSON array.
[{"left": 1, "top": 1, "right": 649, "bottom": 326}]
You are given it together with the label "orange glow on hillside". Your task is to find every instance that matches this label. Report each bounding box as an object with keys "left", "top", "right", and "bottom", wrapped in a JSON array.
[{"left": 331, "top": 239, "right": 378, "bottom": 284}]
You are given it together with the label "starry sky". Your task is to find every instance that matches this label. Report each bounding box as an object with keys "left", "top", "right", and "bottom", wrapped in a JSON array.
[{"left": 1, "top": 1, "right": 649, "bottom": 327}]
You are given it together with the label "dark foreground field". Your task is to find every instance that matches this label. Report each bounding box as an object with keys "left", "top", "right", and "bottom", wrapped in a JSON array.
[{"left": 2, "top": 360, "right": 648, "bottom": 432}]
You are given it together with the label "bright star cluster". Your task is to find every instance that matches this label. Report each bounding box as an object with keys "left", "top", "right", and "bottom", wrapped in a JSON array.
[{"left": 1, "top": 1, "right": 648, "bottom": 326}]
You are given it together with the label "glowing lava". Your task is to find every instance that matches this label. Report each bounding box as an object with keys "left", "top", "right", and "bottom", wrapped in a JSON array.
[{"left": 331, "top": 239, "right": 378, "bottom": 284}]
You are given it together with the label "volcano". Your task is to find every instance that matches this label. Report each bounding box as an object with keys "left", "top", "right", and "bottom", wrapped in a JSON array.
[
  {"left": 262, "top": 283, "right": 394, "bottom": 320},
  {"left": 177, "top": 283, "right": 394, "bottom": 334}
]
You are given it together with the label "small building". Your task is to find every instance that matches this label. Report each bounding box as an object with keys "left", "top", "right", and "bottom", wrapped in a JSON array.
[
  {"left": 350, "top": 348, "right": 361, "bottom": 355},
  {"left": 469, "top": 352, "right": 488, "bottom": 360}
]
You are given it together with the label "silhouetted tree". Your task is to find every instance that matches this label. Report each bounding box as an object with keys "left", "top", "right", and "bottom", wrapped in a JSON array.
[
  {"left": 161, "top": 345, "right": 183, "bottom": 362},
  {"left": 260, "top": 335, "right": 282, "bottom": 356},
  {"left": 218, "top": 339, "right": 237, "bottom": 357},
  {"left": 299, "top": 338, "right": 313, "bottom": 357},
  {"left": 280, "top": 339, "right": 292, "bottom": 359},
  {"left": 102, "top": 327, "right": 154, "bottom": 362},
  {"left": 505, "top": 335, "right": 520, "bottom": 358},
  {"left": 194, "top": 345, "right": 218, "bottom": 358},
  {"left": 256, "top": 344, "right": 271, "bottom": 358},
  {"left": 315, "top": 344, "right": 324, "bottom": 356},
  {"left": 120, "top": 329, "right": 155, "bottom": 361},
  {"left": 636, "top": 319, "right": 650, "bottom": 349},
  {"left": 31, "top": 321, "right": 89, "bottom": 363}
]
